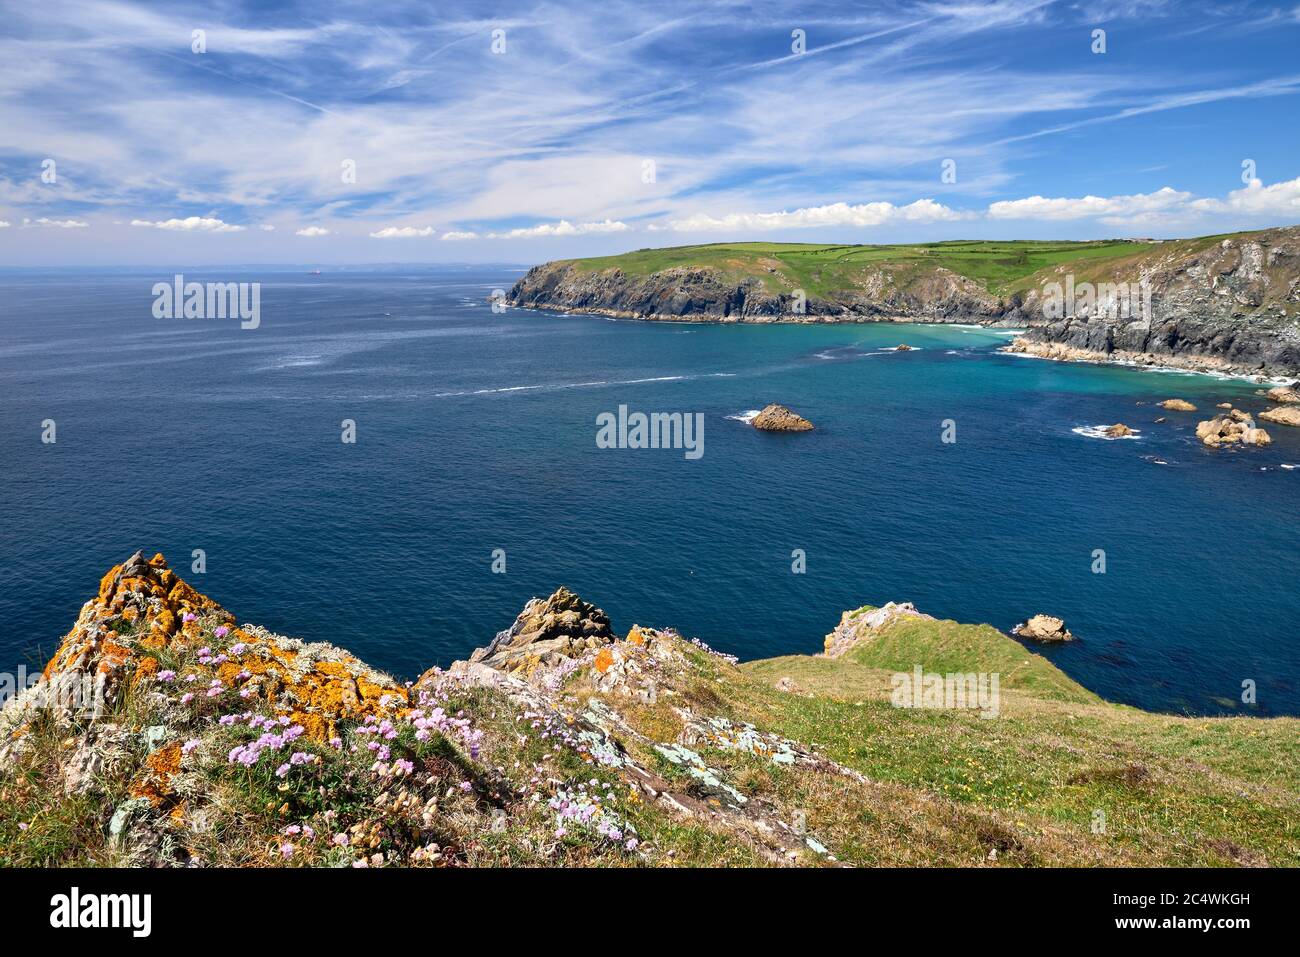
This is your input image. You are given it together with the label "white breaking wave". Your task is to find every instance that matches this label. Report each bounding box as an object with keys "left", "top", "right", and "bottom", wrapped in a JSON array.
[
  {"left": 1072, "top": 425, "right": 1142, "bottom": 441},
  {"left": 726, "top": 409, "right": 761, "bottom": 423},
  {"left": 430, "top": 371, "right": 731, "bottom": 399}
]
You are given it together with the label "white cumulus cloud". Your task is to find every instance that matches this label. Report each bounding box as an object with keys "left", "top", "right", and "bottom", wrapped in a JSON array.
[
  {"left": 24, "top": 217, "right": 89, "bottom": 228},
  {"left": 439, "top": 230, "right": 479, "bottom": 241},
  {"left": 987, "top": 187, "right": 1192, "bottom": 222},
  {"left": 368, "top": 225, "right": 436, "bottom": 238},
  {"left": 1191, "top": 177, "right": 1300, "bottom": 217},
  {"left": 498, "top": 219, "right": 629, "bottom": 238},
  {"left": 130, "top": 216, "right": 245, "bottom": 232},
  {"left": 295, "top": 226, "right": 331, "bottom": 237},
  {"left": 666, "top": 199, "right": 970, "bottom": 233}
]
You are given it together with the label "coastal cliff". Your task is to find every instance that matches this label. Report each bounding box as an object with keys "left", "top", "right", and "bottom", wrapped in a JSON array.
[
  {"left": 508, "top": 227, "right": 1300, "bottom": 376},
  {"left": 2, "top": 553, "right": 1297, "bottom": 867}
]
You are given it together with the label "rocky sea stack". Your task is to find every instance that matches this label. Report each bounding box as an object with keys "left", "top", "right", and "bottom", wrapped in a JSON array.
[
  {"left": 751, "top": 404, "right": 814, "bottom": 432},
  {"left": 1013, "top": 615, "right": 1075, "bottom": 643}
]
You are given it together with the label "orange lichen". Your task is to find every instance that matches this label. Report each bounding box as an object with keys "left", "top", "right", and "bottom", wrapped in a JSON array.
[
  {"left": 97, "top": 640, "right": 132, "bottom": 675},
  {"left": 133, "top": 656, "right": 160, "bottom": 687},
  {"left": 594, "top": 648, "right": 615, "bottom": 674},
  {"left": 287, "top": 710, "right": 332, "bottom": 742},
  {"left": 130, "top": 742, "right": 184, "bottom": 806},
  {"left": 626, "top": 626, "right": 645, "bottom": 646}
]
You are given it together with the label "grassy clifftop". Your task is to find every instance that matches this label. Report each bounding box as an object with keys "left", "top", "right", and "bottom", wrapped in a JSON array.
[
  {"left": 559, "top": 235, "right": 1236, "bottom": 299},
  {"left": 1, "top": 556, "right": 1296, "bottom": 867}
]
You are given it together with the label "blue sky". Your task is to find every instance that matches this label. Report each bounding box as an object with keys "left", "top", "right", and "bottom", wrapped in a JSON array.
[{"left": 2, "top": 0, "right": 1299, "bottom": 264}]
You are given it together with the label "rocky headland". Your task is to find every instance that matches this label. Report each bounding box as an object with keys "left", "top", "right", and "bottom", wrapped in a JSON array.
[{"left": 508, "top": 226, "right": 1300, "bottom": 377}]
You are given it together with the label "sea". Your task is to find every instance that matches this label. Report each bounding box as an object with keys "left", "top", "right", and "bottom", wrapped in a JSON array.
[{"left": 1, "top": 267, "right": 1297, "bottom": 715}]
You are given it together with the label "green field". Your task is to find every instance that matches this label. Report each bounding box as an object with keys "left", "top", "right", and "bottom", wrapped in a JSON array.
[{"left": 562, "top": 235, "right": 1235, "bottom": 298}]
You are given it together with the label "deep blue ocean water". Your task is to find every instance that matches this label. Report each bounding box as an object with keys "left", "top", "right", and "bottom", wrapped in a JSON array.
[{"left": 2, "top": 268, "right": 1297, "bottom": 715}]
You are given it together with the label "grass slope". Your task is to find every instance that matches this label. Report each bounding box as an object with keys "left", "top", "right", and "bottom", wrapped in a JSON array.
[
  {"left": 561, "top": 232, "right": 1251, "bottom": 299},
  {"left": 738, "top": 612, "right": 1299, "bottom": 866}
]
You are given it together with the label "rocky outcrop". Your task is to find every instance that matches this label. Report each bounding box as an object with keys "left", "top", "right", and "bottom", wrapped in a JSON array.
[
  {"left": 1159, "top": 399, "right": 1197, "bottom": 412},
  {"left": 1196, "top": 414, "right": 1273, "bottom": 447},
  {"left": 1264, "top": 385, "right": 1300, "bottom": 404},
  {"left": 1007, "top": 227, "right": 1300, "bottom": 377},
  {"left": 1012, "top": 615, "right": 1074, "bottom": 643},
  {"left": 1259, "top": 405, "right": 1300, "bottom": 427},
  {"left": 455, "top": 586, "right": 614, "bottom": 677},
  {"left": 751, "top": 404, "right": 814, "bottom": 432},
  {"left": 823, "top": 601, "right": 933, "bottom": 658},
  {"left": 1104, "top": 423, "right": 1135, "bottom": 438}
]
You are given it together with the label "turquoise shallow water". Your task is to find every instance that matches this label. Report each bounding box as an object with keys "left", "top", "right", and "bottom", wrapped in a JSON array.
[{"left": 1, "top": 268, "right": 1297, "bottom": 715}]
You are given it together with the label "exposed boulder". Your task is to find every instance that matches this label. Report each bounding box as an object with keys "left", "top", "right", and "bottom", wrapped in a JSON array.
[
  {"left": 464, "top": 586, "right": 614, "bottom": 676},
  {"left": 751, "top": 404, "right": 814, "bottom": 432},
  {"left": 1158, "top": 399, "right": 1197, "bottom": 412},
  {"left": 823, "top": 601, "right": 933, "bottom": 658},
  {"left": 1104, "top": 423, "right": 1135, "bottom": 438},
  {"left": 1265, "top": 385, "right": 1300, "bottom": 404},
  {"left": 1196, "top": 415, "right": 1273, "bottom": 447},
  {"left": 1012, "top": 615, "right": 1074, "bottom": 643},
  {"left": 1259, "top": 405, "right": 1300, "bottom": 427}
]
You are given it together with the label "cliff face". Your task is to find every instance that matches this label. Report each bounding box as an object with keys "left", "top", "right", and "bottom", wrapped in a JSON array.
[
  {"left": 1006, "top": 228, "right": 1300, "bottom": 376},
  {"left": 3, "top": 554, "right": 1298, "bottom": 867},
  {"left": 508, "top": 260, "right": 1004, "bottom": 323},
  {"left": 508, "top": 227, "right": 1300, "bottom": 376}
]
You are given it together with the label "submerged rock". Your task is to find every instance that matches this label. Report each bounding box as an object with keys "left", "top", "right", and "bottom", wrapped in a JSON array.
[
  {"left": 751, "top": 404, "right": 814, "bottom": 432},
  {"left": 1013, "top": 615, "right": 1074, "bottom": 643}
]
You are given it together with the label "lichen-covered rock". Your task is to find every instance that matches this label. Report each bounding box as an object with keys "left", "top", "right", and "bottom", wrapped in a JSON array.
[
  {"left": 1013, "top": 615, "right": 1074, "bottom": 643},
  {"left": 751, "top": 404, "right": 814, "bottom": 432},
  {"left": 1, "top": 551, "right": 407, "bottom": 748}
]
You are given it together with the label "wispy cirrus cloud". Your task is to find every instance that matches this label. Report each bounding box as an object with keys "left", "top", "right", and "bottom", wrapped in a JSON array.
[{"left": 0, "top": 0, "right": 1296, "bottom": 263}]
